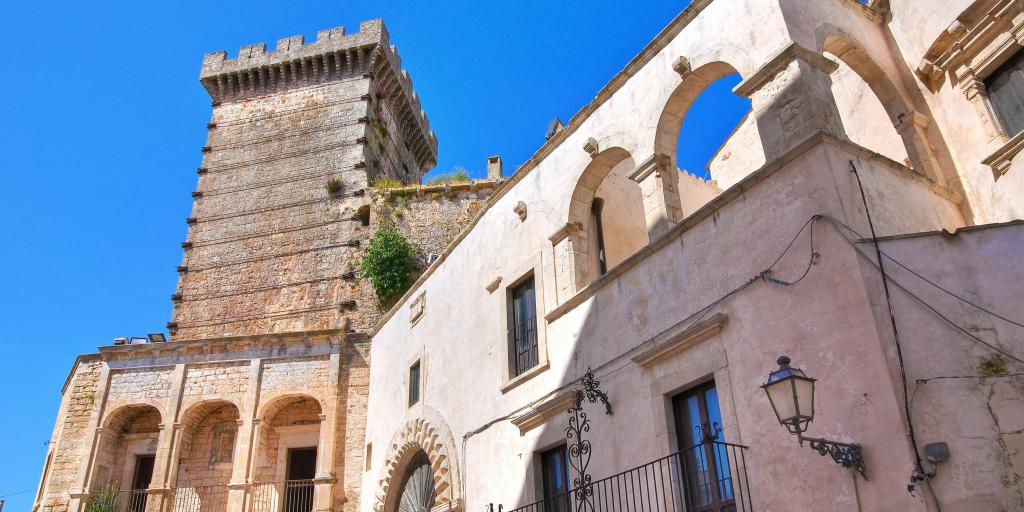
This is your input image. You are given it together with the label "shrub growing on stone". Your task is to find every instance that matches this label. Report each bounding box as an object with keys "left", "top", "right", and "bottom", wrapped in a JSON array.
[
  {"left": 326, "top": 178, "right": 344, "bottom": 195},
  {"left": 361, "top": 226, "right": 415, "bottom": 302},
  {"left": 84, "top": 486, "right": 118, "bottom": 512},
  {"left": 425, "top": 167, "right": 471, "bottom": 186}
]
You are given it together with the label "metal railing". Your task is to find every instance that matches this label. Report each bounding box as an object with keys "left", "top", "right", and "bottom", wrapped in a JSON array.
[
  {"left": 247, "top": 480, "right": 315, "bottom": 512},
  {"left": 168, "top": 485, "right": 229, "bottom": 512},
  {"left": 502, "top": 441, "right": 752, "bottom": 512},
  {"left": 511, "top": 316, "right": 539, "bottom": 377},
  {"left": 83, "top": 489, "right": 150, "bottom": 512}
]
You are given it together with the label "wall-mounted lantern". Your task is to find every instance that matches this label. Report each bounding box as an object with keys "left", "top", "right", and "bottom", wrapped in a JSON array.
[{"left": 762, "top": 355, "right": 867, "bottom": 478}]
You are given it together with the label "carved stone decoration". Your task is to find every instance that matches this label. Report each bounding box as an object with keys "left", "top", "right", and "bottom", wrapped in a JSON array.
[
  {"left": 583, "top": 137, "right": 599, "bottom": 157},
  {"left": 375, "top": 415, "right": 462, "bottom": 512},
  {"left": 513, "top": 201, "right": 528, "bottom": 221},
  {"left": 672, "top": 55, "right": 692, "bottom": 78}
]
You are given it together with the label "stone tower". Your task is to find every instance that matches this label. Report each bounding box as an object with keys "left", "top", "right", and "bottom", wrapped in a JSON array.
[{"left": 169, "top": 20, "right": 437, "bottom": 341}]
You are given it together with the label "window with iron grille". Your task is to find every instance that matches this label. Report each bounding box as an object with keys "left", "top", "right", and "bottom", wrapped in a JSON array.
[
  {"left": 986, "top": 50, "right": 1024, "bottom": 137},
  {"left": 508, "top": 275, "right": 538, "bottom": 377},
  {"left": 408, "top": 360, "right": 421, "bottom": 407}
]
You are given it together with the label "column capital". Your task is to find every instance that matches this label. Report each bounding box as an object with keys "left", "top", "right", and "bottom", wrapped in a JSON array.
[{"left": 734, "top": 42, "right": 838, "bottom": 98}]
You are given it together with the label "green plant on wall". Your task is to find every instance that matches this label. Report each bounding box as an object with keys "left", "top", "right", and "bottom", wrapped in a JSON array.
[
  {"left": 361, "top": 226, "right": 416, "bottom": 303},
  {"left": 84, "top": 485, "right": 118, "bottom": 512},
  {"left": 326, "top": 178, "right": 344, "bottom": 195}
]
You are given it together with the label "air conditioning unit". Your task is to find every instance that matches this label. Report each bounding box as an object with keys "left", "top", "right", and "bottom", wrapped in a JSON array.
[
  {"left": 129, "top": 337, "right": 147, "bottom": 345},
  {"left": 147, "top": 333, "right": 167, "bottom": 343},
  {"left": 113, "top": 337, "right": 128, "bottom": 346}
]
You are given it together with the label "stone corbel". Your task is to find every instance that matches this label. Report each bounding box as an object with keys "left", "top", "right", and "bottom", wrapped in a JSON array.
[
  {"left": 583, "top": 137, "right": 599, "bottom": 157},
  {"left": 672, "top": 56, "right": 692, "bottom": 79}
]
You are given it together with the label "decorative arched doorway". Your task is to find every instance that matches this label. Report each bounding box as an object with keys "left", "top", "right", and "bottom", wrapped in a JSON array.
[
  {"left": 375, "top": 415, "right": 462, "bottom": 512},
  {"left": 395, "top": 451, "right": 436, "bottom": 512}
]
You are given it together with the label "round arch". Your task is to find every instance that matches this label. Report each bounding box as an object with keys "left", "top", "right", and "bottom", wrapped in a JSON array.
[
  {"left": 566, "top": 146, "right": 635, "bottom": 228},
  {"left": 102, "top": 403, "right": 163, "bottom": 432},
  {"left": 255, "top": 392, "right": 326, "bottom": 423},
  {"left": 654, "top": 61, "right": 744, "bottom": 166},
  {"left": 375, "top": 413, "right": 462, "bottom": 512},
  {"left": 818, "top": 30, "right": 950, "bottom": 184}
]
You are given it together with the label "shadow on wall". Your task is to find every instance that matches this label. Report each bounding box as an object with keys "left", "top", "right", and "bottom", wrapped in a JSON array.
[{"left": 499, "top": 39, "right": 965, "bottom": 512}]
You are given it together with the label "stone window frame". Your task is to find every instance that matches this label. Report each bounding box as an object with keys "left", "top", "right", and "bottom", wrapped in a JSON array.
[
  {"left": 918, "top": 0, "right": 1024, "bottom": 178},
  {"left": 499, "top": 253, "right": 551, "bottom": 394},
  {"left": 209, "top": 421, "right": 238, "bottom": 466},
  {"left": 407, "top": 359, "right": 421, "bottom": 408}
]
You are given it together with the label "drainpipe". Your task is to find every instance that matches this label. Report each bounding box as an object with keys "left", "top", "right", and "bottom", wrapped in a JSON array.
[{"left": 592, "top": 197, "right": 607, "bottom": 276}]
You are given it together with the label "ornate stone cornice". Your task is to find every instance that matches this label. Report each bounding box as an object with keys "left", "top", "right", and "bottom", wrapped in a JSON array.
[
  {"left": 199, "top": 19, "right": 437, "bottom": 169},
  {"left": 733, "top": 42, "right": 839, "bottom": 98},
  {"left": 631, "top": 313, "right": 728, "bottom": 368}
]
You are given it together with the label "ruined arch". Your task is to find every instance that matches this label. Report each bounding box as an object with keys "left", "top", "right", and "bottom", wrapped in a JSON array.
[
  {"left": 375, "top": 413, "right": 462, "bottom": 512},
  {"left": 654, "top": 61, "right": 745, "bottom": 166},
  {"left": 819, "top": 32, "right": 950, "bottom": 185}
]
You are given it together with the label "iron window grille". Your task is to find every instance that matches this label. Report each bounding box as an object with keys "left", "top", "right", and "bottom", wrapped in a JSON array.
[{"left": 508, "top": 275, "right": 539, "bottom": 377}]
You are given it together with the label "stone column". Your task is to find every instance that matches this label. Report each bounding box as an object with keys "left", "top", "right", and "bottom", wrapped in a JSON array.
[
  {"left": 68, "top": 365, "right": 112, "bottom": 512},
  {"left": 151, "top": 364, "right": 186, "bottom": 512},
  {"left": 627, "top": 153, "right": 683, "bottom": 240},
  {"left": 893, "top": 110, "right": 947, "bottom": 182},
  {"left": 227, "top": 359, "right": 262, "bottom": 512},
  {"left": 312, "top": 353, "right": 341, "bottom": 512},
  {"left": 735, "top": 43, "right": 845, "bottom": 161},
  {"left": 549, "top": 223, "right": 590, "bottom": 302}
]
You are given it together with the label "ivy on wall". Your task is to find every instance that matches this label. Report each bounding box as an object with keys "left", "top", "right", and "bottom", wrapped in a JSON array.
[{"left": 361, "top": 226, "right": 416, "bottom": 303}]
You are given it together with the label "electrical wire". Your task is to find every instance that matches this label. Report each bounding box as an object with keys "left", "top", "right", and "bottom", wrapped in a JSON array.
[
  {"left": 849, "top": 161, "right": 925, "bottom": 474},
  {"left": 820, "top": 214, "right": 1024, "bottom": 366}
]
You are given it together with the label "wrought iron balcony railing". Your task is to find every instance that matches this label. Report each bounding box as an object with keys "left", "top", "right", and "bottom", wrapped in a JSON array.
[
  {"left": 248, "top": 480, "right": 315, "bottom": 512},
  {"left": 82, "top": 485, "right": 228, "bottom": 512},
  {"left": 500, "top": 440, "right": 753, "bottom": 512}
]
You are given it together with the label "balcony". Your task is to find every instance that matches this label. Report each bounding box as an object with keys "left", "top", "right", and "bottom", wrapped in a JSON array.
[
  {"left": 500, "top": 440, "right": 753, "bottom": 512},
  {"left": 81, "top": 480, "right": 315, "bottom": 512}
]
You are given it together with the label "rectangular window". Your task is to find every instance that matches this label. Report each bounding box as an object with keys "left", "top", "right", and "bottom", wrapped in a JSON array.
[
  {"left": 508, "top": 275, "right": 538, "bottom": 377},
  {"left": 540, "top": 444, "right": 571, "bottom": 512},
  {"left": 408, "top": 360, "right": 421, "bottom": 407},
  {"left": 671, "top": 381, "right": 735, "bottom": 510},
  {"left": 986, "top": 50, "right": 1024, "bottom": 137}
]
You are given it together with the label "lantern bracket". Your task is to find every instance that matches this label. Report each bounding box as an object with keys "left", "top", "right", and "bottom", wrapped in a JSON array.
[{"left": 799, "top": 434, "right": 867, "bottom": 479}]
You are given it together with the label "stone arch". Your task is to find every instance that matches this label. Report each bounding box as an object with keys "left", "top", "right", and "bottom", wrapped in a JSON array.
[
  {"left": 375, "top": 412, "right": 462, "bottom": 512},
  {"left": 255, "top": 392, "right": 326, "bottom": 422},
  {"left": 567, "top": 146, "right": 635, "bottom": 228},
  {"left": 253, "top": 394, "right": 324, "bottom": 484},
  {"left": 819, "top": 31, "right": 951, "bottom": 185},
  {"left": 92, "top": 404, "right": 163, "bottom": 491},
  {"left": 654, "top": 61, "right": 744, "bottom": 166},
  {"left": 174, "top": 399, "right": 241, "bottom": 487}
]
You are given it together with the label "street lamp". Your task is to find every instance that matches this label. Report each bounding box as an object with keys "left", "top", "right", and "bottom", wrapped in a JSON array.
[{"left": 762, "top": 356, "right": 867, "bottom": 478}]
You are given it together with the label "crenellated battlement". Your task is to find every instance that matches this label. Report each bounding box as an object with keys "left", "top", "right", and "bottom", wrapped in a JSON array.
[{"left": 199, "top": 19, "right": 437, "bottom": 168}]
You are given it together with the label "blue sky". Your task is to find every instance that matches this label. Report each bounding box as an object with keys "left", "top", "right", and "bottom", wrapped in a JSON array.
[{"left": 0, "top": 1, "right": 749, "bottom": 507}]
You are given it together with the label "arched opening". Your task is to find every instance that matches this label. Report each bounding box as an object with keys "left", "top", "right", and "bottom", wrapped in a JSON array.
[
  {"left": 172, "top": 400, "right": 240, "bottom": 510},
  {"left": 565, "top": 147, "right": 647, "bottom": 290},
  {"left": 656, "top": 62, "right": 756, "bottom": 210},
  {"left": 90, "top": 405, "right": 162, "bottom": 510},
  {"left": 252, "top": 395, "right": 323, "bottom": 512},
  {"left": 823, "top": 47, "right": 909, "bottom": 166},
  {"left": 678, "top": 73, "right": 756, "bottom": 197},
  {"left": 822, "top": 35, "right": 945, "bottom": 182},
  {"left": 393, "top": 451, "right": 436, "bottom": 512}
]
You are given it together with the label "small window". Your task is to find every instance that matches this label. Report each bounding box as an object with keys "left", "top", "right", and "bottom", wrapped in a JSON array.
[
  {"left": 508, "top": 275, "right": 538, "bottom": 377},
  {"left": 408, "top": 361, "right": 421, "bottom": 407},
  {"left": 540, "top": 444, "right": 571, "bottom": 512},
  {"left": 986, "top": 50, "right": 1024, "bottom": 137}
]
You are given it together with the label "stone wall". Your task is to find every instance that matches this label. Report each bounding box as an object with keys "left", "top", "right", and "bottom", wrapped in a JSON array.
[{"left": 37, "top": 359, "right": 103, "bottom": 511}]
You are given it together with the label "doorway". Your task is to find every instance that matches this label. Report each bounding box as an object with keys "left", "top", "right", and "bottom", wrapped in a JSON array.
[
  {"left": 672, "top": 382, "right": 735, "bottom": 512},
  {"left": 284, "top": 447, "right": 316, "bottom": 512},
  {"left": 129, "top": 455, "right": 155, "bottom": 512}
]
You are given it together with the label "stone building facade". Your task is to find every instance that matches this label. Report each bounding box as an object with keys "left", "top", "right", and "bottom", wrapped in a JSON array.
[{"left": 34, "top": 1, "right": 1024, "bottom": 512}]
